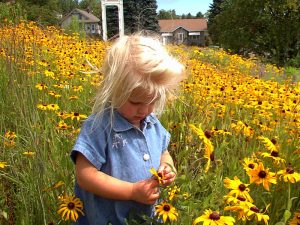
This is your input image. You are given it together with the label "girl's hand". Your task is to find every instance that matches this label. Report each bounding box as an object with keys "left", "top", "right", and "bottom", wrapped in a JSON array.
[
  {"left": 158, "top": 164, "right": 176, "bottom": 186},
  {"left": 131, "top": 178, "right": 160, "bottom": 205}
]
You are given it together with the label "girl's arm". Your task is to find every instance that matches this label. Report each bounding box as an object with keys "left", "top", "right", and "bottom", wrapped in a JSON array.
[{"left": 75, "top": 153, "right": 160, "bottom": 205}]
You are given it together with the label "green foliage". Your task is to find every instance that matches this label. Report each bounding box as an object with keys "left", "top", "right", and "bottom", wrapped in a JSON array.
[
  {"left": 208, "top": 0, "right": 300, "bottom": 67},
  {"left": 64, "top": 15, "right": 86, "bottom": 38},
  {"left": 0, "top": 2, "right": 26, "bottom": 25}
]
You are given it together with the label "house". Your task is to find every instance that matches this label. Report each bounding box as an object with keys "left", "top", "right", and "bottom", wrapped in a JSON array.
[
  {"left": 158, "top": 19, "right": 208, "bottom": 46},
  {"left": 60, "top": 8, "right": 101, "bottom": 36}
]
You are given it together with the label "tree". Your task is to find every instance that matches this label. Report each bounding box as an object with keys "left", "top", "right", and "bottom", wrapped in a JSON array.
[
  {"left": 79, "top": 0, "right": 101, "bottom": 18},
  {"left": 208, "top": 0, "right": 300, "bottom": 66},
  {"left": 136, "top": 0, "right": 159, "bottom": 32},
  {"left": 195, "top": 11, "right": 204, "bottom": 18},
  {"left": 207, "top": 0, "right": 225, "bottom": 43},
  {"left": 186, "top": 12, "right": 192, "bottom": 19}
]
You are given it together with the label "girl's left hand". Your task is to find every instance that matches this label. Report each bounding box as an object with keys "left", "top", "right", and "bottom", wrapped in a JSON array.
[{"left": 158, "top": 164, "right": 176, "bottom": 186}]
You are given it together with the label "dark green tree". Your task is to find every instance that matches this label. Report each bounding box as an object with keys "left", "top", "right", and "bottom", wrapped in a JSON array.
[
  {"left": 195, "top": 11, "right": 204, "bottom": 18},
  {"left": 79, "top": 0, "right": 101, "bottom": 18},
  {"left": 209, "top": 0, "right": 300, "bottom": 66},
  {"left": 207, "top": 0, "right": 225, "bottom": 42},
  {"left": 123, "top": 0, "right": 137, "bottom": 34},
  {"left": 136, "top": 0, "right": 159, "bottom": 32}
]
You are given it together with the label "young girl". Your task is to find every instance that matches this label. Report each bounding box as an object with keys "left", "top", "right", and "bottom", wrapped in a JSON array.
[{"left": 71, "top": 34, "right": 185, "bottom": 225}]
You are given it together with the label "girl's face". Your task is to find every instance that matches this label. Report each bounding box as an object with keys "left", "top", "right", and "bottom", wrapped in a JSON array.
[{"left": 118, "top": 89, "right": 156, "bottom": 127}]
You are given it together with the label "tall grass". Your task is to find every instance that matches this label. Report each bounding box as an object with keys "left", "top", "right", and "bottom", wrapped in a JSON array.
[{"left": 1, "top": 21, "right": 300, "bottom": 225}]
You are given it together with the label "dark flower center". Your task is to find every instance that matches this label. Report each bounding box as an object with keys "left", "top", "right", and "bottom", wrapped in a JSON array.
[
  {"left": 250, "top": 206, "right": 260, "bottom": 213},
  {"left": 210, "top": 152, "right": 215, "bottom": 161},
  {"left": 74, "top": 112, "right": 79, "bottom": 116},
  {"left": 67, "top": 202, "right": 75, "bottom": 210},
  {"left": 157, "top": 172, "right": 163, "bottom": 178},
  {"left": 209, "top": 212, "right": 220, "bottom": 220},
  {"left": 204, "top": 130, "right": 212, "bottom": 139},
  {"left": 238, "top": 184, "right": 246, "bottom": 191},
  {"left": 248, "top": 163, "right": 255, "bottom": 169},
  {"left": 258, "top": 170, "right": 267, "bottom": 178},
  {"left": 163, "top": 205, "right": 170, "bottom": 212},
  {"left": 271, "top": 138, "right": 277, "bottom": 144},
  {"left": 271, "top": 151, "right": 279, "bottom": 157},
  {"left": 237, "top": 195, "right": 246, "bottom": 201},
  {"left": 286, "top": 167, "right": 294, "bottom": 174}
]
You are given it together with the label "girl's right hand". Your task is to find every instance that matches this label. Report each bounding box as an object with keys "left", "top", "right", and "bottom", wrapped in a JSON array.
[{"left": 131, "top": 178, "right": 160, "bottom": 205}]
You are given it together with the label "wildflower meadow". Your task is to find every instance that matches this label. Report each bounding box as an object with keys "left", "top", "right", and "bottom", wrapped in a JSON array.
[{"left": 1, "top": 21, "right": 300, "bottom": 225}]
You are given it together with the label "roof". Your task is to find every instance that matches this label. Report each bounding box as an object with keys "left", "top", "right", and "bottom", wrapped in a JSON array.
[
  {"left": 61, "top": 8, "right": 100, "bottom": 24},
  {"left": 158, "top": 19, "right": 207, "bottom": 33}
]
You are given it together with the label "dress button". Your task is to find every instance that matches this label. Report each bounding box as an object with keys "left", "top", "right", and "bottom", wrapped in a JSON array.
[{"left": 143, "top": 153, "right": 150, "bottom": 161}]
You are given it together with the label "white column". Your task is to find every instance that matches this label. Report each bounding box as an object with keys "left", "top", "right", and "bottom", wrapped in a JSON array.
[
  {"left": 101, "top": 0, "right": 124, "bottom": 41},
  {"left": 101, "top": 1, "right": 107, "bottom": 41}
]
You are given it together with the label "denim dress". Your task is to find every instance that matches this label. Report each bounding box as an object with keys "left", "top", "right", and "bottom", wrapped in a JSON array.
[{"left": 70, "top": 110, "right": 170, "bottom": 225}]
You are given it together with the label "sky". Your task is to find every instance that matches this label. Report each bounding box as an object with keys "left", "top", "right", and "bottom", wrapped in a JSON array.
[{"left": 156, "top": 0, "right": 213, "bottom": 16}]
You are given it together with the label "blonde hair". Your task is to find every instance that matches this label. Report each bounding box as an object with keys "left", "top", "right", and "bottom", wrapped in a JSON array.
[{"left": 92, "top": 33, "right": 185, "bottom": 119}]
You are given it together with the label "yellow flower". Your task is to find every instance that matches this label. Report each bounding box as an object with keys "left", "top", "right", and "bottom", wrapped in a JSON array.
[
  {"left": 168, "top": 185, "right": 180, "bottom": 201},
  {"left": 242, "top": 157, "right": 258, "bottom": 172},
  {"left": 223, "top": 176, "right": 253, "bottom": 202},
  {"left": 247, "top": 162, "right": 277, "bottom": 191},
  {"left": 70, "top": 112, "right": 87, "bottom": 121},
  {"left": 35, "top": 83, "right": 47, "bottom": 90},
  {"left": 193, "top": 209, "right": 235, "bottom": 225},
  {"left": 155, "top": 201, "right": 178, "bottom": 223},
  {"left": 23, "top": 151, "right": 35, "bottom": 157},
  {"left": 37, "top": 103, "right": 48, "bottom": 110},
  {"left": 0, "top": 161, "right": 8, "bottom": 169},
  {"left": 258, "top": 136, "right": 277, "bottom": 152},
  {"left": 289, "top": 210, "right": 300, "bottom": 225},
  {"left": 57, "top": 195, "right": 84, "bottom": 222},
  {"left": 277, "top": 166, "right": 300, "bottom": 183},
  {"left": 47, "top": 104, "right": 60, "bottom": 111},
  {"left": 56, "top": 121, "right": 70, "bottom": 130},
  {"left": 4, "top": 131, "right": 17, "bottom": 139},
  {"left": 43, "top": 181, "right": 65, "bottom": 192},
  {"left": 245, "top": 205, "right": 269, "bottom": 225},
  {"left": 189, "top": 124, "right": 214, "bottom": 173},
  {"left": 150, "top": 167, "right": 165, "bottom": 184}
]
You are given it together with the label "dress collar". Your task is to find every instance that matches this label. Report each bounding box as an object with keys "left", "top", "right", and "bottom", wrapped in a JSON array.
[{"left": 112, "top": 111, "right": 158, "bottom": 132}]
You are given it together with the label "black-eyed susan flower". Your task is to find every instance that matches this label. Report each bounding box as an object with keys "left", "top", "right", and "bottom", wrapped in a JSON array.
[
  {"left": 56, "top": 112, "right": 69, "bottom": 120},
  {"left": 43, "top": 181, "right": 65, "bottom": 192},
  {"left": 168, "top": 185, "right": 180, "bottom": 201},
  {"left": 48, "top": 91, "right": 61, "bottom": 98},
  {"left": 4, "top": 131, "right": 17, "bottom": 139},
  {"left": 245, "top": 205, "right": 269, "bottom": 225},
  {"left": 70, "top": 112, "right": 87, "bottom": 121},
  {"left": 57, "top": 195, "right": 84, "bottom": 222},
  {"left": 258, "top": 136, "right": 278, "bottom": 152},
  {"left": 23, "top": 151, "right": 35, "bottom": 157},
  {"left": 193, "top": 209, "right": 235, "bottom": 225},
  {"left": 189, "top": 124, "right": 214, "bottom": 173},
  {"left": 155, "top": 201, "right": 178, "bottom": 223},
  {"left": 56, "top": 121, "right": 70, "bottom": 130},
  {"left": 224, "top": 204, "right": 248, "bottom": 221},
  {"left": 35, "top": 83, "right": 47, "bottom": 90},
  {"left": 289, "top": 210, "right": 300, "bottom": 225},
  {"left": 150, "top": 167, "right": 165, "bottom": 184},
  {"left": 72, "top": 85, "right": 83, "bottom": 92},
  {"left": 242, "top": 157, "right": 258, "bottom": 172},
  {"left": 247, "top": 162, "right": 277, "bottom": 191},
  {"left": 0, "top": 161, "right": 8, "bottom": 169},
  {"left": 47, "top": 104, "right": 60, "bottom": 111},
  {"left": 223, "top": 176, "right": 253, "bottom": 202},
  {"left": 68, "top": 95, "right": 79, "bottom": 100},
  {"left": 37, "top": 103, "right": 48, "bottom": 110},
  {"left": 277, "top": 166, "right": 300, "bottom": 183}
]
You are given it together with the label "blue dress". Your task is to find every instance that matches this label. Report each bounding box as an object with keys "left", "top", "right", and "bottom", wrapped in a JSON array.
[{"left": 71, "top": 110, "right": 170, "bottom": 225}]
